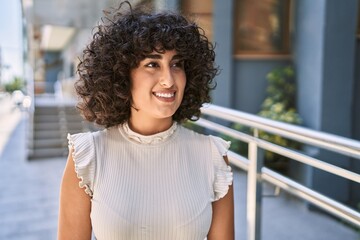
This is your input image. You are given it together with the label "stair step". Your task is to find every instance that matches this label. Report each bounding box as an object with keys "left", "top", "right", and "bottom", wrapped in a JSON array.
[
  {"left": 67, "top": 123, "right": 84, "bottom": 131},
  {"left": 62, "top": 115, "right": 83, "bottom": 121},
  {"left": 34, "top": 123, "right": 62, "bottom": 131},
  {"left": 34, "top": 109, "right": 80, "bottom": 116},
  {"left": 34, "top": 107, "right": 60, "bottom": 115},
  {"left": 34, "top": 116, "right": 83, "bottom": 125},
  {"left": 33, "top": 124, "right": 84, "bottom": 132},
  {"left": 33, "top": 130, "right": 64, "bottom": 139},
  {"left": 28, "top": 147, "right": 68, "bottom": 160},
  {"left": 34, "top": 115, "right": 60, "bottom": 123},
  {"left": 64, "top": 108, "right": 79, "bottom": 114},
  {"left": 29, "top": 105, "right": 100, "bottom": 161},
  {"left": 33, "top": 139, "right": 66, "bottom": 148}
]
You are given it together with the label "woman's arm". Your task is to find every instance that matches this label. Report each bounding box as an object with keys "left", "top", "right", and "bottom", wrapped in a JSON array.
[
  {"left": 57, "top": 149, "right": 92, "bottom": 240},
  {"left": 208, "top": 156, "right": 235, "bottom": 240}
]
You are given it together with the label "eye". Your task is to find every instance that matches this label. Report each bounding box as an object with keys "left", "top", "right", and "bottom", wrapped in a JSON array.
[
  {"left": 145, "top": 62, "right": 159, "bottom": 68},
  {"left": 171, "top": 60, "right": 184, "bottom": 69}
]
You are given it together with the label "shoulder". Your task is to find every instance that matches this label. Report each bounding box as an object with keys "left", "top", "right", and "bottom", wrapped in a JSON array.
[
  {"left": 177, "top": 125, "right": 233, "bottom": 201},
  {"left": 178, "top": 125, "right": 230, "bottom": 151},
  {"left": 68, "top": 127, "right": 116, "bottom": 144},
  {"left": 177, "top": 124, "right": 208, "bottom": 141}
]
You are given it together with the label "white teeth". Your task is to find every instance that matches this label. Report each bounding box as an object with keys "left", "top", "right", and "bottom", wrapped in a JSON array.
[{"left": 154, "top": 92, "right": 175, "bottom": 98}]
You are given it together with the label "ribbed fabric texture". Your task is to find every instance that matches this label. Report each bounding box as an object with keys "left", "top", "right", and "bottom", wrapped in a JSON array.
[{"left": 68, "top": 124, "right": 232, "bottom": 240}]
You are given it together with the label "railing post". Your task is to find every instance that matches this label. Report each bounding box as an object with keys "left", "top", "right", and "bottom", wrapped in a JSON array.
[{"left": 247, "top": 141, "right": 264, "bottom": 240}]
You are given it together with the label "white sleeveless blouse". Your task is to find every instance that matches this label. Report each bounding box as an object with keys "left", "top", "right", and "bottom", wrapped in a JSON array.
[{"left": 68, "top": 122, "right": 233, "bottom": 240}]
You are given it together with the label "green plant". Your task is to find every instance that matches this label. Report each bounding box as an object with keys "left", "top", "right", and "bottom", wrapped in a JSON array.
[
  {"left": 257, "top": 66, "right": 302, "bottom": 172},
  {"left": 4, "top": 76, "right": 24, "bottom": 93},
  {"left": 185, "top": 67, "right": 302, "bottom": 174},
  {"left": 219, "top": 67, "right": 302, "bottom": 174}
]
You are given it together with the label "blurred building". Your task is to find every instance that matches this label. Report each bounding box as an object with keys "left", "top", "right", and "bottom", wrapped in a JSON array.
[
  {"left": 21, "top": 0, "right": 360, "bottom": 208},
  {"left": 0, "top": 47, "right": 2, "bottom": 87}
]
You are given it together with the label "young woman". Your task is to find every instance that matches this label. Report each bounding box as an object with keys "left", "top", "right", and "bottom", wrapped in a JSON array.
[{"left": 58, "top": 2, "right": 234, "bottom": 239}]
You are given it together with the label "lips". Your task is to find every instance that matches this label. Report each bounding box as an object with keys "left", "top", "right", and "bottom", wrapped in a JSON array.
[
  {"left": 153, "top": 92, "right": 175, "bottom": 98},
  {"left": 153, "top": 91, "right": 176, "bottom": 102}
]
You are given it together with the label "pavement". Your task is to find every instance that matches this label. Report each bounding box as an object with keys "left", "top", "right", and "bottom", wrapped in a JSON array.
[
  {"left": 0, "top": 95, "right": 359, "bottom": 240},
  {"left": 0, "top": 94, "right": 65, "bottom": 240},
  {"left": 0, "top": 94, "right": 21, "bottom": 156}
]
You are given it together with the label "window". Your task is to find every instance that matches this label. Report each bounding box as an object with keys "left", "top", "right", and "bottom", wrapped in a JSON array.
[
  {"left": 181, "top": 0, "right": 213, "bottom": 41},
  {"left": 234, "top": 0, "right": 291, "bottom": 56}
]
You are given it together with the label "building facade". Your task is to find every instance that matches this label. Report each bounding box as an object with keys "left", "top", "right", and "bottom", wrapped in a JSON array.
[
  {"left": 22, "top": 0, "right": 360, "bottom": 208},
  {"left": 173, "top": 0, "right": 360, "bottom": 210}
]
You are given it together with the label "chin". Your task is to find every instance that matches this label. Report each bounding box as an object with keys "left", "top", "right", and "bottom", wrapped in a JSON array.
[{"left": 155, "top": 111, "right": 176, "bottom": 120}]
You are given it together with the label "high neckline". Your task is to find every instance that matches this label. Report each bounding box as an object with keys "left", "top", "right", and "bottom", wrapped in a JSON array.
[{"left": 119, "top": 121, "right": 178, "bottom": 145}]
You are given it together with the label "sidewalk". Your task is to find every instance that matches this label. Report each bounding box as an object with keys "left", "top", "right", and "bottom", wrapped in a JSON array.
[
  {"left": 0, "top": 94, "right": 22, "bottom": 157},
  {"left": 0, "top": 100, "right": 359, "bottom": 239},
  {"left": 0, "top": 95, "right": 65, "bottom": 239},
  {"left": 233, "top": 170, "right": 360, "bottom": 240},
  {"left": 0, "top": 117, "right": 65, "bottom": 239}
]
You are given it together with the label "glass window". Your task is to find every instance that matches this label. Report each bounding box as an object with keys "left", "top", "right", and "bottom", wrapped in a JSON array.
[
  {"left": 234, "top": 0, "right": 291, "bottom": 55},
  {"left": 181, "top": 0, "right": 213, "bottom": 41}
]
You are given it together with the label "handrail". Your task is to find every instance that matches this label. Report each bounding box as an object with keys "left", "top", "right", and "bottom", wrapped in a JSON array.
[
  {"left": 201, "top": 104, "right": 360, "bottom": 159},
  {"left": 196, "top": 118, "right": 360, "bottom": 183},
  {"left": 192, "top": 104, "right": 360, "bottom": 240},
  {"left": 261, "top": 168, "right": 360, "bottom": 228},
  {"left": 225, "top": 151, "right": 360, "bottom": 230}
]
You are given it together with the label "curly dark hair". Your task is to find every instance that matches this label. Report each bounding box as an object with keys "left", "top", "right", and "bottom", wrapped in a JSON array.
[{"left": 76, "top": 1, "right": 219, "bottom": 128}]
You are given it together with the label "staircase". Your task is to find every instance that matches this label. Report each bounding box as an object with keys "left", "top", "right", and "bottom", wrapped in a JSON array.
[{"left": 28, "top": 104, "right": 96, "bottom": 160}]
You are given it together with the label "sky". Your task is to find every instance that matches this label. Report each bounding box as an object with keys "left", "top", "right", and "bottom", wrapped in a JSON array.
[{"left": 0, "top": 0, "right": 23, "bottom": 84}]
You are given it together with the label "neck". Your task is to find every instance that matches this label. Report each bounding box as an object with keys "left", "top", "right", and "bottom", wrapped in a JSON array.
[{"left": 128, "top": 116, "right": 173, "bottom": 136}]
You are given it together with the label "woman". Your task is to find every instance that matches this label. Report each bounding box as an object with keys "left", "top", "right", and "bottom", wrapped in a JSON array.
[{"left": 58, "top": 1, "right": 234, "bottom": 239}]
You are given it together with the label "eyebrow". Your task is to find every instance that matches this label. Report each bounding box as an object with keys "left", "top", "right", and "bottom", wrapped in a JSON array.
[{"left": 144, "top": 54, "right": 183, "bottom": 60}]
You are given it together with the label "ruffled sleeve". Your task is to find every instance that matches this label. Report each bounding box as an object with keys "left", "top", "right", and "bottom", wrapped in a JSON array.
[
  {"left": 209, "top": 136, "right": 233, "bottom": 201},
  {"left": 67, "top": 132, "right": 96, "bottom": 197}
]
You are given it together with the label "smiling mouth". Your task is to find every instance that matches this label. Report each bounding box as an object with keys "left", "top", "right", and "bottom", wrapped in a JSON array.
[{"left": 153, "top": 92, "right": 175, "bottom": 98}]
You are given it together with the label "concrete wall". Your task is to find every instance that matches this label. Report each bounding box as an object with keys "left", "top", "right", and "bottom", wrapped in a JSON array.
[
  {"left": 233, "top": 60, "right": 291, "bottom": 114},
  {"left": 351, "top": 39, "right": 360, "bottom": 206},
  {"left": 355, "top": 42, "right": 360, "bottom": 141},
  {"left": 294, "top": 0, "right": 359, "bottom": 203},
  {"left": 212, "top": 1, "right": 292, "bottom": 113},
  {"left": 211, "top": 0, "right": 360, "bottom": 206},
  {"left": 211, "top": 0, "right": 234, "bottom": 108},
  {"left": 293, "top": 0, "right": 325, "bottom": 130}
]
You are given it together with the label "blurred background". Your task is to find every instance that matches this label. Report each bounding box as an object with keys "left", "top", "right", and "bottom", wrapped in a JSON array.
[{"left": 0, "top": 0, "right": 359, "bottom": 239}]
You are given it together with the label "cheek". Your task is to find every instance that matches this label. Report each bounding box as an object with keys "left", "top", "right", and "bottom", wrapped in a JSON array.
[
  {"left": 130, "top": 82, "right": 144, "bottom": 104},
  {"left": 131, "top": 75, "right": 150, "bottom": 95},
  {"left": 179, "top": 73, "right": 187, "bottom": 90},
  {"left": 181, "top": 78, "right": 187, "bottom": 94}
]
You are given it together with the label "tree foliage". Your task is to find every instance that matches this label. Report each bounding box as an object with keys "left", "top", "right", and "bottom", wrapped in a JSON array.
[
  {"left": 4, "top": 77, "right": 24, "bottom": 93},
  {"left": 258, "top": 66, "right": 302, "bottom": 170}
]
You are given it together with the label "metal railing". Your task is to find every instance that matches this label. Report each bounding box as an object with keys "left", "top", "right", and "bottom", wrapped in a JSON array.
[{"left": 194, "top": 104, "right": 360, "bottom": 240}]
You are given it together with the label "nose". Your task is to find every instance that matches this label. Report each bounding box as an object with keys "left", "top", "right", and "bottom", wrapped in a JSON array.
[{"left": 159, "top": 67, "right": 174, "bottom": 88}]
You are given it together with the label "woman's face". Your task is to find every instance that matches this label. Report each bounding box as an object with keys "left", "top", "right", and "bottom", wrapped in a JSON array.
[{"left": 130, "top": 50, "right": 186, "bottom": 122}]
